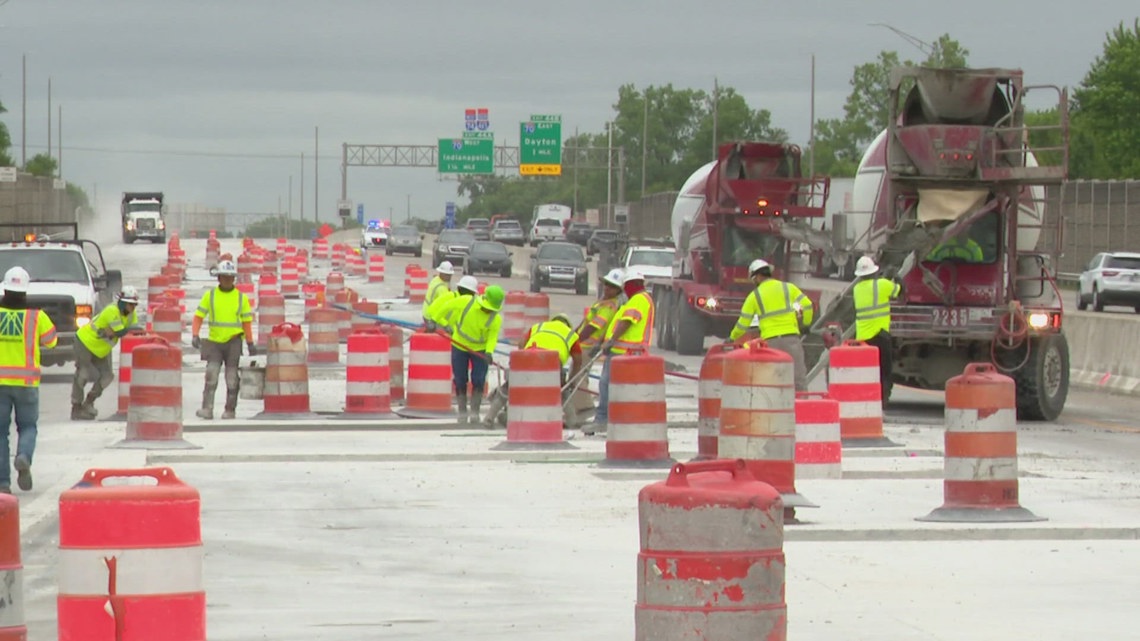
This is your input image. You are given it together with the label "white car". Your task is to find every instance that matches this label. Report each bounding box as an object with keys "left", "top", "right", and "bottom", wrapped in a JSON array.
[
  {"left": 360, "top": 220, "right": 390, "bottom": 250},
  {"left": 621, "top": 246, "right": 675, "bottom": 280},
  {"left": 1077, "top": 251, "right": 1140, "bottom": 312}
]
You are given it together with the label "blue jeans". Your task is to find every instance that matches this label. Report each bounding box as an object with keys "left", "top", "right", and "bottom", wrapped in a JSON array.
[
  {"left": 594, "top": 354, "right": 613, "bottom": 424},
  {"left": 451, "top": 346, "right": 489, "bottom": 394},
  {"left": 0, "top": 386, "right": 38, "bottom": 487}
]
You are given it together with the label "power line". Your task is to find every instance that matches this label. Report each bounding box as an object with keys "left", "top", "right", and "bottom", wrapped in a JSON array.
[{"left": 21, "top": 143, "right": 341, "bottom": 161}]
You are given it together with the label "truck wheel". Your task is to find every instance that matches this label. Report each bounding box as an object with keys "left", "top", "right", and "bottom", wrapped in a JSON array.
[
  {"left": 663, "top": 292, "right": 680, "bottom": 351},
  {"left": 1013, "top": 333, "right": 1069, "bottom": 421},
  {"left": 123, "top": 235, "right": 134, "bottom": 245},
  {"left": 655, "top": 290, "right": 674, "bottom": 350},
  {"left": 530, "top": 278, "right": 540, "bottom": 293},
  {"left": 676, "top": 297, "right": 706, "bottom": 356}
]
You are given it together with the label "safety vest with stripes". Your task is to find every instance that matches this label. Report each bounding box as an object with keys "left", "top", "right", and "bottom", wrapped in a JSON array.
[
  {"left": 76, "top": 304, "right": 137, "bottom": 359},
  {"left": 604, "top": 290, "right": 654, "bottom": 354},
  {"left": 0, "top": 307, "right": 58, "bottom": 387},
  {"left": 422, "top": 275, "right": 451, "bottom": 317},
  {"left": 194, "top": 288, "right": 252, "bottom": 343},
  {"left": 524, "top": 321, "right": 579, "bottom": 365},
  {"left": 440, "top": 295, "right": 502, "bottom": 354},
  {"left": 852, "top": 277, "right": 900, "bottom": 341},
  {"left": 578, "top": 297, "right": 619, "bottom": 350},
  {"left": 731, "top": 278, "right": 814, "bottom": 341}
]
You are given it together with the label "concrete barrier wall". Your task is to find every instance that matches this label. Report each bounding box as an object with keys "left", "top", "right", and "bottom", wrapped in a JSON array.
[{"left": 1065, "top": 311, "right": 1140, "bottom": 395}]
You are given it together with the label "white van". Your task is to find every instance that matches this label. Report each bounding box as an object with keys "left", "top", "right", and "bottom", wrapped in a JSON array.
[{"left": 529, "top": 204, "right": 571, "bottom": 246}]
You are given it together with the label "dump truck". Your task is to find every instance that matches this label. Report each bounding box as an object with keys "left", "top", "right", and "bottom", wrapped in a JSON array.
[
  {"left": 815, "top": 66, "right": 1070, "bottom": 420},
  {"left": 121, "top": 192, "right": 166, "bottom": 244},
  {"left": 646, "top": 142, "right": 831, "bottom": 355}
]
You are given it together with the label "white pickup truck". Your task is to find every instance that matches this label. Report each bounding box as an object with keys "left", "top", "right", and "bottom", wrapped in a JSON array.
[{"left": 0, "top": 224, "right": 122, "bottom": 366}]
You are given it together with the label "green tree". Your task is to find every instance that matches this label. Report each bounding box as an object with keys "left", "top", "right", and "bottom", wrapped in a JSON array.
[
  {"left": 1071, "top": 20, "right": 1140, "bottom": 178},
  {"left": 809, "top": 35, "right": 970, "bottom": 177},
  {"left": 24, "top": 153, "right": 57, "bottom": 177},
  {"left": 0, "top": 98, "right": 13, "bottom": 167}
]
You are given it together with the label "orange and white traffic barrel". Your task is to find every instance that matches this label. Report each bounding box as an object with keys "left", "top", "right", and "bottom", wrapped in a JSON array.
[
  {"left": 350, "top": 249, "right": 366, "bottom": 277},
  {"left": 104, "top": 333, "right": 156, "bottom": 422},
  {"left": 794, "top": 392, "right": 842, "bottom": 480},
  {"left": 523, "top": 292, "right": 549, "bottom": 329},
  {"left": 146, "top": 274, "right": 173, "bottom": 311},
  {"left": 396, "top": 332, "right": 456, "bottom": 418},
  {"left": 637, "top": 459, "right": 786, "bottom": 641},
  {"left": 305, "top": 307, "right": 340, "bottom": 366},
  {"left": 255, "top": 323, "right": 318, "bottom": 419},
  {"left": 263, "top": 250, "right": 279, "bottom": 278},
  {"left": 695, "top": 344, "right": 733, "bottom": 460},
  {"left": 501, "top": 291, "right": 527, "bottom": 339},
  {"left": 719, "top": 340, "right": 814, "bottom": 511},
  {"left": 295, "top": 249, "right": 309, "bottom": 279},
  {"left": 918, "top": 363, "right": 1043, "bottom": 523},
  {"left": 115, "top": 340, "right": 197, "bottom": 449},
  {"left": 150, "top": 304, "right": 183, "bottom": 350},
  {"left": 331, "top": 243, "right": 346, "bottom": 271},
  {"left": 235, "top": 281, "right": 257, "bottom": 313},
  {"left": 325, "top": 271, "right": 345, "bottom": 302},
  {"left": 204, "top": 240, "right": 220, "bottom": 268},
  {"left": 367, "top": 252, "right": 385, "bottom": 283},
  {"left": 340, "top": 329, "right": 397, "bottom": 419},
  {"left": 828, "top": 340, "right": 897, "bottom": 447},
  {"left": 312, "top": 236, "right": 329, "bottom": 260},
  {"left": 384, "top": 325, "right": 405, "bottom": 402},
  {"left": 492, "top": 349, "right": 575, "bottom": 450},
  {"left": 407, "top": 269, "right": 428, "bottom": 304},
  {"left": 301, "top": 281, "right": 323, "bottom": 321},
  {"left": 256, "top": 294, "right": 286, "bottom": 349},
  {"left": 276, "top": 237, "right": 287, "bottom": 255},
  {"left": 0, "top": 494, "right": 25, "bottom": 640},
  {"left": 601, "top": 353, "right": 672, "bottom": 467},
  {"left": 351, "top": 300, "right": 378, "bottom": 336},
  {"left": 58, "top": 467, "right": 205, "bottom": 640},
  {"left": 279, "top": 257, "right": 300, "bottom": 299},
  {"left": 334, "top": 290, "right": 354, "bottom": 343},
  {"left": 257, "top": 272, "right": 279, "bottom": 299},
  {"left": 236, "top": 252, "right": 256, "bottom": 284}
]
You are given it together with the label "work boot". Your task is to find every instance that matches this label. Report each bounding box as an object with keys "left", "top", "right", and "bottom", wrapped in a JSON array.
[
  {"left": 195, "top": 407, "right": 214, "bottom": 420},
  {"left": 14, "top": 455, "right": 32, "bottom": 492},
  {"left": 456, "top": 393, "right": 468, "bottom": 424},
  {"left": 71, "top": 404, "right": 97, "bottom": 421},
  {"left": 470, "top": 390, "right": 483, "bottom": 425},
  {"left": 482, "top": 390, "right": 505, "bottom": 429}
]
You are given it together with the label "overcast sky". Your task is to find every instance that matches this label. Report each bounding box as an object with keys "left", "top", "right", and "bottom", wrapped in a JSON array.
[{"left": 0, "top": 1, "right": 1134, "bottom": 225}]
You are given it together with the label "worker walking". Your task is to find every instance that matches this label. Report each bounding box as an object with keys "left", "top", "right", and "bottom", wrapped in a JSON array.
[
  {"left": 729, "top": 259, "right": 814, "bottom": 391},
  {"left": 589, "top": 269, "right": 655, "bottom": 433},
  {"left": 0, "top": 267, "right": 57, "bottom": 492},
  {"left": 190, "top": 260, "right": 255, "bottom": 420},
  {"left": 422, "top": 261, "right": 454, "bottom": 323},
  {"left": 436, "top": 284, "right": 504, "bottom": 424},
  {"left": 425, "top": 274, "right": 477, "bottom": 331},
  {"left": 851, "top": 256, "right": 901, "bottom": 403},
  {"left": 576, "top": 268, "right": 624, "bottom": 355},
  {"left": 70, "top": 286, "right": 141, "bottom": 420}
]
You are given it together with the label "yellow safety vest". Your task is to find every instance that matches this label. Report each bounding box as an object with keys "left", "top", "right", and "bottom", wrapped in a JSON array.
[
  {"left": 194, "top": 287, "right": 252, "bottom": 343},
  {"left": 852, "top": 277, "right": 900, "bottom": 341},
  {"left": 428, "top": 291, "right": 465, "bottom": 326},
  {"left": 731, "top": 278, "right": 814, "bottom": 341},
  {"left": 927, "top": 237, "right": 984, "bottom": 262},
  {"left": 0, "top": 307, "right": 58, "bottom": 387},
  {"left": 604, "top": 290, "right": 654, "bottom": 354},
  {"left": 422, "top": 276, "right": 451, "bottom": 317},
  {"left": 441, "top": 296, "right": 501, "bottom": 354},
  {"left": 579, "top": 297, "right": 619, "bottom": 350},
  {"left": 77, "top": 305, "right": 138, "bottom": 359},
  {"left": 524, "top": 321, "right": 579, "bottom": 365}
]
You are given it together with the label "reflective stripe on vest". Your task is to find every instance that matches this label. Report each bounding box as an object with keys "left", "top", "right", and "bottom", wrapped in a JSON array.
[
  {"left": 207, "top": 288, "right": 246, "bottom": 328},
  {"left": 525, "top": 321, "right": 574, "bottom": 364},
  {"left": 0, "top": 310, "right": 40, "bottom": 385},
  {"left": 610, "top": 291, "right": 654, "bottom": 353},
  {"left": 854, "top": 278, "right": 892, "bottom": 321},
  {"left": 453, "top": 297, "right": 498, "bottom": 349}
]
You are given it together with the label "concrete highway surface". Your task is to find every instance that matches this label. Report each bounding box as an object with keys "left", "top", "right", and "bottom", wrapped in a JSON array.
[{"left": 16, "top": 234, "right": 1140, "bottom": 640}]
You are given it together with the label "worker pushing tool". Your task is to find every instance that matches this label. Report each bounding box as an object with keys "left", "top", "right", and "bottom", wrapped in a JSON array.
[{"left": 434, "top": 284, "right": 504, "bottom": 424}]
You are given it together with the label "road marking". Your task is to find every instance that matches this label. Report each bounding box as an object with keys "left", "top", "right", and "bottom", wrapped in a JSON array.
[{"left": 1067, "top": 416, "right": 1140, "bottom": 434}]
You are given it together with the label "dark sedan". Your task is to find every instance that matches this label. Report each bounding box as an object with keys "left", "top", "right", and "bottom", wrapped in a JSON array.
[
  {"left": 465, "top": 241, "right": 513, "bottom": 277},
  {"left": 530, "top": 241, "right": 589, "bottom": 294},
  {"left": 566, "top": 222, "right": 595, "bottom": 246}
]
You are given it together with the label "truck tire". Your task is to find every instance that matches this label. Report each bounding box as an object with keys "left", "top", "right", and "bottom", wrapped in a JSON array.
[
  {"left": 654, "top": 289, "right": 669, "bottom": 349},
  {"left": 657, "top": 291, "right": 677, "bottom": 351},
  {"left": 1013, "top": 333, "right": 1069, "bottom": 421},
  {"left": 123, "top": 234, "right": 135, "bottom": 245},
  {"left": 676, "top": 297, "right": 706, "bottom": 356}
]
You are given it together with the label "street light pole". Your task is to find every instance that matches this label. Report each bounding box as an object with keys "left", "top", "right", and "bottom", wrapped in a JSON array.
[{"left": 406, "top": 194, "right": 411, "bottom": 223}]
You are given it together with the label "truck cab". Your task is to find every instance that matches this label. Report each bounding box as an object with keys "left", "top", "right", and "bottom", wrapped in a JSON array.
[
  {"left": 122, "top": 192, "right": 166, "bottom": 244},
  {"left": 0, "top": 225, "right": 122, "bottom": 367}
]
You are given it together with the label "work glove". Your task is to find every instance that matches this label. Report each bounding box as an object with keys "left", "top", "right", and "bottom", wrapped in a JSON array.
[
  {"left": 246, "top": 341, "right": 257, "bottom": 356},
  {"left": 191, "top": 336, "right": 201, "bottom": 349}
]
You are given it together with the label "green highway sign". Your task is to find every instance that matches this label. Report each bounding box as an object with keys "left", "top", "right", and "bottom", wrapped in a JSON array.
[
  {"left": 519, "top": 114, "right": 562, "bottom": 176},
  {"left": 438, "top": 132, "right": 494, "bottom": 174}
]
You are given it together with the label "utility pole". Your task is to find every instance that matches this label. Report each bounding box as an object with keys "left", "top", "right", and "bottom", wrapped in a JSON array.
[
  {"left": 809, "top": 54, "right": 816, "bottom": 180},
  {"left": 288, "top": 175, "right": 293, "bottom": 239},
  {"left": 641, "top": 90, "right": 648, "bottom": 196},
  {"left": 406, "top": 194, "right": 411, "bottom": 223},
  {"left": 300, "top": 152, "right": 305, "bottom": 224},
  {"left": 572, "top": 126, "right": 580, "bottom": 214},
  {"left": 47, "top": 77, "right": 51, "bottom": 163},
  {"left": 314, "top": 126, "right": 319, "bottom": 224},
  {"left": 21, "top": 55, "right": 26, "bottom": 166},
  {"left": 606, "top": 122, "right": 613, "bottom": 224},
  {"left": 57, "top": 105, "right": 62, "bottom": 177},
  {"left": 711, "top": 77, "right": 719, "bottom": 161}
]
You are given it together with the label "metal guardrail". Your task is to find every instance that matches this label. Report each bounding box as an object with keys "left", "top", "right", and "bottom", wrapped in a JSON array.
[{"left": 1057, "top": 272, "right": 1080, "bottom": 288}]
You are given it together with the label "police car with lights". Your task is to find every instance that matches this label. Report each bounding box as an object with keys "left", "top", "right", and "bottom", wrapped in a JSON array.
[
  {"left": 0, "top": 224, "right": 122, "bottom": 367},
  {"left": 361, "top": 219, "right": 390, "bottom": 250}
]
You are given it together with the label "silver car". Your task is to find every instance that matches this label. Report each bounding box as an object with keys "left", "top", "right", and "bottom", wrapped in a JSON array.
[
  {"left": 1077, "top": 251, "right": 1140, "bottom": 312},
  {"left": 490, "top": 220, "right": 525, "bottom": 246}
]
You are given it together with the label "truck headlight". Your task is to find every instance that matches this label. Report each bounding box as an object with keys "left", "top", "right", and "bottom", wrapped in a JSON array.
[
  {"left": 539, "top": 265, "right": 550, "bottom": 274},
  {"left": 157, "top": 220, "right": 166, "bottom": 230},
  {"left": 125, "top": 221, "right": 134, "bottom": 231},
  {"left": 76, "top": 304, "right": 93, "bottom": 327}
]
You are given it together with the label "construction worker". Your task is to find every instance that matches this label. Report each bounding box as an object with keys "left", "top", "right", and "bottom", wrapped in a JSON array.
[
  {"left": 577, "top": 268, "right": 624, "bottom": 355},
  {"left": 436, "top": 284, "right": 504, "bottom": 424},
  {"left": 425, "top": 274, "right": 477, "bottom": 331},
  {"left": 589, "top": 269, "right": 655, "bottom": 432},
  {"left": 851, "top": 255, "right": 901, "bottom": 403},
  {"left": 729, "top": 258, "right": 814, "bottom": 391},
  {"left": 70, "top": 286, "right": 141, "bottom": 420},
  {"left": 422, "top": 261, "right": 454, "bottom": 323},
  {"left": 190, "top": 260, "right": 255, "bottom": 420},
  {"left": 0, "top": 267, "right": 57, "bottom": 492},
  {"left": 521, "top": 313, "right": 584, "bottom": 380}
]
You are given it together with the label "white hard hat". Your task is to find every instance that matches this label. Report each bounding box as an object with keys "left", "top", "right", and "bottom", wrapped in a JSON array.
[
  {"left": 215, "top": 260, "right": 238, "bottom": 276},
  {"left": 457, "top": 275, "right": 478, "bottom": 292},
  {"left": 2, "top": 267, "right": 30, "bottom": 293},
  {"left": 118, "top": 285, "right": 141, "bottom": 304},
  {"left": 748, "top": 259, "right": 771, "bottom": 276},
  {"left": 437, "top": 261, "right": 455, "bottom": 275},
  {"left": 854, "top": 255, "right": 880, "bottom": 277},
  {"left": 622, "top": 268, "right": 645, "bottom": 284},
  {"left": 603, "top": 268, "right": 624, "bottom": 287}
]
